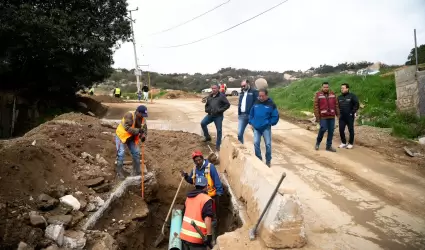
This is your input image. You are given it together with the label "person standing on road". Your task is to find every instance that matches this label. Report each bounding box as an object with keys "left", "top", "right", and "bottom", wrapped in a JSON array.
[
  {"left": 180, "top": 150, "right": 223, "bottom": 243},
  {"left": 201, "top": 84, "right": 230, "bottom": 152},
  {"left": 314, "top": 82, "right": 340, "bottom": 152},
  {"left": 113, "top": 87, "right": 121, "bottom": 98},
  {"left": 338, "top": 83, "right": 359, "bottom": 149},
  {"left": 115, "top": 105, "right": 148, "bottom": 179},
  {"left": 137, "top": 90, "right": 142, "bottom": 102},
  {"left": 237, "top": 79, "right": 258, "bottom": 144},
  {"left": 180, "top": 176, "right": 214, "bottom": 250},
  {"left": 142, "top": 84, "right": 149, "bottom": 102},
  {"left": 249, "top": 89, "right": 279, "bottom": 167}
]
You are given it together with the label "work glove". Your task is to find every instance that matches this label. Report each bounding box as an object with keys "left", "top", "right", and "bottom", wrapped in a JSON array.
[
  {"left": 180, "top": 170, "right": 187, "bottom": 178},
  {"left": 205, "top": 234, "right": 213, "bottom": 249}
]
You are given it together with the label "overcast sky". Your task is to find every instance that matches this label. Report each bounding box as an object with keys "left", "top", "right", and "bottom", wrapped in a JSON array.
[{"left": 112, "top": 0, "right": 425, "bottom": 74}]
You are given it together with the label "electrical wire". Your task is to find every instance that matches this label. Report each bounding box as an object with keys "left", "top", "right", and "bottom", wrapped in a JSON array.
[
  {"left": 148, "top": 0, "right": 231, "bottom": 36},
  {"left": 145, "top": 0, "right": 290, "bottom": 49}
]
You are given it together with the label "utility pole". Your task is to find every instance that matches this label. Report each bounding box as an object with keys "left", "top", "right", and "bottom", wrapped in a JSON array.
[
  {"left": 414, "top": 29, "right": 419, "bottom": 73},
  {"left": 128, "top": 8, "right": 141, "bottom": 93}
]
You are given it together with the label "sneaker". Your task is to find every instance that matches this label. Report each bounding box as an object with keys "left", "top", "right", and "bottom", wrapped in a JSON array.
[
  {"left": 326, "top": 147, "right": 336, "bottom": 152},
  {"left": 346, "top": 144, "right": 354, "bottom": 149},
  {"left": 315, "top": 144, "right": 320, "bottom": 150},
  {"left": 339, "top": 143, "right": 347, "bottom": 148}
]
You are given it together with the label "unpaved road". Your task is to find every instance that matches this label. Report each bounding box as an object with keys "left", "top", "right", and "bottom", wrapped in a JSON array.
[{"left": 104, "top": 100, "right": 425, "bottom": 250}]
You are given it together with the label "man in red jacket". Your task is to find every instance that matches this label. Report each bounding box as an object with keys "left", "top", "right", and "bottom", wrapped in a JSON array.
[{"left": 314, "top": 82, "right": 340, "bottom": 152}]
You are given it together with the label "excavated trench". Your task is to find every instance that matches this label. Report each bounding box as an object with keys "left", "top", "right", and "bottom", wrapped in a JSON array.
[{"left": 90, "top": 173, "right": 242, "bottom": 250}]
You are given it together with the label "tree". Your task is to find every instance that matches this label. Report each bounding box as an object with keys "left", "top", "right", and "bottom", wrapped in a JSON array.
[
  {"left": 405, "top": 44, "right": 425, "bottom": 66},
  {"left": 0, "top": 0, "right": 131, "bottom": 97}
]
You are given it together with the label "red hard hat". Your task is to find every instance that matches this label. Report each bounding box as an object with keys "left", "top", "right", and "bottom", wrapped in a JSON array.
[{"left": 191, "top": 150, "right": 203, "bottom": 159}]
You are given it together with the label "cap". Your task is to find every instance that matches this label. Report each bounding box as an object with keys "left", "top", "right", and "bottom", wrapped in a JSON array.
[
  {"left": 136, "top": 105, "right": 148, "bottom": 117},
  {"left": 195, "top": 176, "right": 208, "bottom": 187},
  {"left": 191, "top": 150, "right": 203, "bottom": 159}
]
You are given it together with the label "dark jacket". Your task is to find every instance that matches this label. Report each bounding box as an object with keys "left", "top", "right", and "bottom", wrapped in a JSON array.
[
  {"left": 142, "top": 86, "right": 149, "bottom": 92},
  {"left": 338, "top": 92, "right": 359, "bottom": 117},
  {"left": 238, "top": 88, "right": 259, "bottom": 115},
  {"left": 205, "top": 92, "right": 230, "bottom": 117},
  {"left": 184, "top": 160, "right": 223, "bottom": 196},
  {"left": 249, "top": 98, "right": 279, "bottom": 131},
  {"left": 123, "top": 112, "right": 148, "bottom": 139},
  {"left": 182, "top": 189, "right": 214, "bottom": 220}
]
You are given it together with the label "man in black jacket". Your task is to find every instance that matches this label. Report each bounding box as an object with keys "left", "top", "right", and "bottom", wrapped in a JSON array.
[
  {"left": 201, "top": 84, "right": 230, "bottom": 152},
  {"left": 338, "top": 83, "right": 359, "bottom": 149}
]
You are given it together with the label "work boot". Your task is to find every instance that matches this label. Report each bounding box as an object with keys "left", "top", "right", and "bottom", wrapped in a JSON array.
[
  {"left": 315, "top": 144, "right": 320, "bottom": 150},
  {"left": 326, "top": 147, "right": 336, "bottom": 152},
  {"left": 202, "top": 136, "right": 212, "bottom": 142},
  {"left": 266, "top": 162, "right": 271, "bottom": 168},
  {"left": 115, "top": 162, "right": 125, "bottom": 180},
  {"left": 131, "top": 159, "right": 141, "bottom": 176}
]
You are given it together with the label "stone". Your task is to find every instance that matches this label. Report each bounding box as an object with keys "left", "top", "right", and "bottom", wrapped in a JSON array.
[
  {"left": 47, "top": 215, "right": 73, "bottom": 227},
  {"left": 93, "top": 183, "right": 112, "bottom": 193},
  {"left": 47, "top": 185, "right": 68, "bottom": 199},
  {"left": 85, "top": 203, "right": 97, "bottom": 212},
  {"left": 96, "top": 154, "right": 109, "bottom": 165},
  {"left": 63, "top": 230, "right": 86, "bottom": 249},
  {"left": 29, "top": 211, "right": 47, "bottom": 228},
  {"left": 44, "top": 245, "right": 59, "bottom": 250},
  {"left": 84, "top": 177, "right": 105, "bottom": 188},
  {"left": 17, "top": 242, "right": 34, "bottom": 250},
  {"left": 81, "top": 152, "right": 94, "bottom": 160},
  {"left": 70, "top": 211, "right": 85, "bottom": 227},
  {"left": 59, "top": 195, "right": 81, "bottom": 210},
  {"left": 45, "top": 224, "right": 65, "bottom": 246},
  {"left": 419, "top": 136, "right": 425, "bottom": 145},
  {"left": 37, "top": 194, "right": 59, "bottom": 211}
]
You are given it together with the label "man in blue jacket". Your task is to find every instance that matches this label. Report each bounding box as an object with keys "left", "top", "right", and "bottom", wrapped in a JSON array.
[
  {"left": 249, "top": 89, "right": 279, "bottom": 167},
  {"left": 237, "top": 80, "right": 258, "bottom": 144}
]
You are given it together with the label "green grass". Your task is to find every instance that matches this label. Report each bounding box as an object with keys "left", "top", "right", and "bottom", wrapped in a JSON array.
[{"left": 270, "top": 74, "right": 425, "bottom": 139}]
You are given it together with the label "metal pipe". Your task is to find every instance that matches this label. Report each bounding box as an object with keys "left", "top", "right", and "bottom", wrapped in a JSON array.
[{"left": 168, "top": 209, "right": 182, "bottom": 250}]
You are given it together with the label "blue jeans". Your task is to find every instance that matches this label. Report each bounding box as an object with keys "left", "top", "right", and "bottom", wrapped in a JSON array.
[
  {"left": 201, "top": 115, "right": 223, "bottom": 150},
  {"left": 316, "top": 118, "right": 335, "bottom": 148},
  {"left": 115, "top": 135, "right": 141, "bottom": 174},
  {"left": 253, "top": 127, "right": 272, "bottom": 165},
  {"left": 237, "top": 114, "right": 249, "bottom": 144}
]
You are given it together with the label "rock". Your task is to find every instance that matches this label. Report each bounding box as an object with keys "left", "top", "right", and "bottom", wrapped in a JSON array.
[
  {"left": 70, "top": 211, "right": 85, "bottom": 227},
  {"left": 29, "top": 211, "right": 47, "bottom": 229},
  {"left": 63, "top": 230, "right": 86, "bottom": 249},
  {"left": 93, "top": 183, "right": 112, "bottom": 193},
  {"left": 45, "top": 224, "right": 64, "bottom": 246},
  {"left": 59, "top": 195, "right": 81, "bottom": 211},
  {"left": 47, "top": 185, "right": 68, "bottom": 199},
  {"left": 17, "top": 242, "right": 34, "bottom": 250},
  {"left": 44, "top": 245, "right": 59, "bottom": 250},
  {"left": 74, "top": 195, "right": 87, "bottom": 210},
  {"left": 37, "top": 194, "right": 59, "bottom": 211},
  {"left": 88, "top": 196, "right": 105, "bottom": 208},
  {"left": 47, "top": 215, "right": 73, "bottom": 227},
  {"left": 404, "top": 146, "right": 414, "bottom": 157},
  {"left": 84, "top": 177, "right": 105, "bottom": 188},
  {"left": 96, "top": 154, "right": 109, "bottom": 165},
  {"left": 419, "top": 136, "right": 425, "bottom": 145},
  {"left": 87, "top": 111, "right": 95, "bottom": 117},
  {"left": 37, "top": 238, "right": 54, "bottom": 248},
  {"left": 81, "top": 152, "right": 94, "bottom": 161},
  {"left": 85, "top": 203, "right": 97, "bottom": 212}
]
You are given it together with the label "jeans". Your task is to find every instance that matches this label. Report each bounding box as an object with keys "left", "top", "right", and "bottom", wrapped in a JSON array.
[
  {"left": 201, "top": 115, "right": 223, "bottom": 150},
  {"left": 339, "top": 115, "right": 355, "bottom": 144},
  {"left": 316, "top": 118, "right": 335, "bottom": 148},
  {"left": 253, "top": 127, "right": 272, "bottom": 164},
  {"left": 237, "top": 114, "right": 249, "bottom": 144},
  {"left": 115, "top": 135, "right": 141, "bottom": 174}
]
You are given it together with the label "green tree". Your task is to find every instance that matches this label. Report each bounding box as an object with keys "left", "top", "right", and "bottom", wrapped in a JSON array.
[
  {"left": 405, "top": 44, "right": 425, "bottom": 65},
  {"left": 0, "top": 0, "right": 131, "bottom": 97}
]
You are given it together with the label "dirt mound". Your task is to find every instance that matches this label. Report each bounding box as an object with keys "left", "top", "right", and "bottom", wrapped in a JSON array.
[
  {"left": 162, "top": 90, "right": 199, "bottom": 99},
  {"left": 88, "top": 95, "right": 124, "bottom": 103},
  {"left": 0, "top": 112, "right": 214, "bottom": 249}
]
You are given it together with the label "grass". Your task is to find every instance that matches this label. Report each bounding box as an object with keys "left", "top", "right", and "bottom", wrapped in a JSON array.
[{"left": 269, "top": 74, "right": 425, "bottom": 139}]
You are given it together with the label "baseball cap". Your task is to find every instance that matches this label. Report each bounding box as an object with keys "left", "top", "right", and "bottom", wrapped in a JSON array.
[
  {"left": 195, "top": 176, "right": 208, "bottom": 187},
  {"left": 136, "top": 105, "right": 148, "bottom": 117}
]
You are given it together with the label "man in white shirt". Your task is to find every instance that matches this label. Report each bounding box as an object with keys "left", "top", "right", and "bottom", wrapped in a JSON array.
[{"left": 237, "top": 80, "right": 258, "bottom": 144}]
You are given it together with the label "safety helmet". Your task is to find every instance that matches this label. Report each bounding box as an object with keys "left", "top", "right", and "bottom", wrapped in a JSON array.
[{"left": 191, "top": 150, "right": 203, "bottom": 159}]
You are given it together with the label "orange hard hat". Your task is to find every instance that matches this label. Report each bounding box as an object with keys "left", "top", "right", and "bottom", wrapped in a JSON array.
[{"left": 191, "top": 150, "right": 203, "bottom": 159}]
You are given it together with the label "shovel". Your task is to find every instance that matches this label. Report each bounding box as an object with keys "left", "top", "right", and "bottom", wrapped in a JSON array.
[
  {"left": 207, "top": 145, "right": 219, "bottom": 165},
  {"left": 154, "top": 176, "right": 184, "bottom": 247}
]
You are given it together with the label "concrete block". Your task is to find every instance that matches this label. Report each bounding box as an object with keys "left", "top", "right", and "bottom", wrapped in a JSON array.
[
  {"left": 219, "top": 135, "right": 306, "bottom": 249},
  {"left": 395, "top": 66, "right": 417, "bottom": 86}
]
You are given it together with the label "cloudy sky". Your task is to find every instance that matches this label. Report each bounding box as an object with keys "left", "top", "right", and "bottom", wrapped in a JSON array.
[{"left": 112, "top": 0, "right": 425, "bottom": 74}]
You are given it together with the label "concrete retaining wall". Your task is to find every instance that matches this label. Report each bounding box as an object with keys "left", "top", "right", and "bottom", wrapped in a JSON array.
[{"left": 218, "top": 135, "right": 306, "bottom": 249}]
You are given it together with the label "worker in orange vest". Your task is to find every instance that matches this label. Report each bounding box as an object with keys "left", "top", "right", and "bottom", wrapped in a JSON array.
[
  {"left": 180, "top": 176, "right": 214, "bottom": 250},
  {"left": 115, "top": 105, "right": 148, "bottom": 179},
  {"left": 219, "top": 82, "right": 227, "bottom": 94}
]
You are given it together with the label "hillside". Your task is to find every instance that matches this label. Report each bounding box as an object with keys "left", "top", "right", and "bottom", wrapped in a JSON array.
[{"left": 269, "top": 74, "right": 425, "bottom": 139}]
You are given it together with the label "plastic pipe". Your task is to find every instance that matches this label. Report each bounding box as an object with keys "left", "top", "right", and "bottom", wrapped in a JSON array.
[{"left": 168, "top": 209, "right": 183, "bottom": 250}]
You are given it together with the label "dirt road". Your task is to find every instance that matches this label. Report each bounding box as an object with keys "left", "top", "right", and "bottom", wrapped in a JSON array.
[{"left": 104, "top": 100, "right": 425, "bottom": 250}]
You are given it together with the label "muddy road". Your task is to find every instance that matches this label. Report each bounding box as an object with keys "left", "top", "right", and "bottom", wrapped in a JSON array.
[{"left": 103, "top": 100, "right": 425, "bottom": 250}]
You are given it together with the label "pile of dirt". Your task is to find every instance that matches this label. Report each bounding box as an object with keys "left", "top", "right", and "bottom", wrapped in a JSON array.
[
  {"left": 162, "top": 90, "right": 199, "bottom": 100},
  {"left": 0, "top": 112, "right": 217, "bottom": 249},
  {"left": 88, "top": 95, "right": 124, "bottom": 103}
]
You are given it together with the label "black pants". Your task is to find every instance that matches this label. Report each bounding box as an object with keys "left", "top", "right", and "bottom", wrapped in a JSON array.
[
  {"left": 182, "top": 240, "right": 207, "bottom": 250},
  {"left": 339, "top": 115, "right": 355, "bottom": 144}
]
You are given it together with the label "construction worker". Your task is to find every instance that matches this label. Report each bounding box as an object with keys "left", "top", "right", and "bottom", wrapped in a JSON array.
[
  {"left": 113, "top": 87, "right": 121, "bottom": 98},
  {"left": 180, "top": 176, "right": 214, "bottom": 250},
  {"left": 89, "top": 87, "right": 94, "bottom": 96},
  {"left": 219, "top": 81, "right": 227, "bottom": 95},
  {"left": 142, "top": 84, "right": 149, "bottom": 102},
  {"left": 180, "top": 150, "right": 223, "bottom": 242},
  {"left": 115, "top": 105, "right": 148, "bottom": 179}
]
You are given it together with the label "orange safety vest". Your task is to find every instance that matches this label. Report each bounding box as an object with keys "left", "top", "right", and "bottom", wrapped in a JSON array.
[
  {"left": 219, "top": 84, "right": 226, "bottom": 93},
  {"left": 191, "top": 163, "right": 216, "bottom": 197},
  {"left": 115, "top": 111, "right": 144, "bottom": 145},
  {"left": 180, "top": 192, "right": 212, "bottom": 244}
]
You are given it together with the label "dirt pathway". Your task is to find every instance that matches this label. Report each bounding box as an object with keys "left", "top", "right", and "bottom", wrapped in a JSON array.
[{"left": 104, "top": 100, "right": 425, "bottom": 250}]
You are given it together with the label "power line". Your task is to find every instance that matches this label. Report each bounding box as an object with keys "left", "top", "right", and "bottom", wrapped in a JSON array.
[
  {"left": 148, "top": 0, "right": 231, "bottom": 36},
  {"left": 144, "top": 0, "right": 290, "bottom": 49}
]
